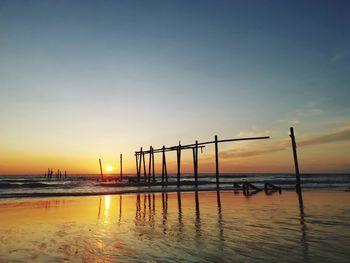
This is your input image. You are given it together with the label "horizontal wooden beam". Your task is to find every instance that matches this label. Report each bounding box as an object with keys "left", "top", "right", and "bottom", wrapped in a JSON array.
[{"left": 135, "top": 136, "right": 270, "bottom": 155}]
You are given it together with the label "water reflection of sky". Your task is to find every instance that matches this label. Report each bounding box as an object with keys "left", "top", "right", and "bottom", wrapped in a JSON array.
[{"left": 0, "top": 191, "right": 349, "bottom": 262}]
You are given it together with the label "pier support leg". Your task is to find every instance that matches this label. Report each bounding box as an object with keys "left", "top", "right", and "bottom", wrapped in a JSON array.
[
  {"left": 152, "top": 147, "right": 155, "bottom": 182},
  {"left": 177, "top": 142, "right": 181, "bottom": 188},
  {"left": 215, "top": 135, "right": 219, "bottom": 188},
  {"left": 138, "top": 147, "right": 143, "bottom": 183},
  {"left": 143, "top": 152, "right": 147, "bottom": 183},
  {"left": 148, "top": 146, "right": 152, "bottom": 184},
  {"left": 193, "top": 140, "right": 199, "bottom": 188}
]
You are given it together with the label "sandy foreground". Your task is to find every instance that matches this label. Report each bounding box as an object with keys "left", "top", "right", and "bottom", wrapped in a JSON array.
[{"left": 0, "top": 190, "right": 349, "bottom": 262}]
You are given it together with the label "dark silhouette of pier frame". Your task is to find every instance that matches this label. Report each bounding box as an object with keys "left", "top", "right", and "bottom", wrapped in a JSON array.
[{"left": 135, "top": 135, "right": 270, "bottom": 188}]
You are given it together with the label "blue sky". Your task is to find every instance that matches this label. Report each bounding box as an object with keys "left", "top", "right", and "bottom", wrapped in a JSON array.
[{"left": 0, "top": 0, "right": 349, "bottom": 173}]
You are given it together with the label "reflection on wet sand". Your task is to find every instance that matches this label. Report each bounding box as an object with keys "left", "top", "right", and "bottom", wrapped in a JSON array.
[{"left": 0, "top": 191, "right": 349, "bottom": 262}]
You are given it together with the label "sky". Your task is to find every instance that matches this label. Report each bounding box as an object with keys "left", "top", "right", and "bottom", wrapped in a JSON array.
[{"left": 0, "top": 0, "right": 349, "bottom": 175}]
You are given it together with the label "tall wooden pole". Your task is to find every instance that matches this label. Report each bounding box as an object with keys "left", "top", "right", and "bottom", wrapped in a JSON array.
[
  {"left": 215, "top": 135, "right": 219, "bottom": 188},
  {"left": 99, "top": 158, "right": 103, "bottom": 181},
  {"left": 194, "top": 140, "right": 198, "bottom": 187},
  {"left": 120, "top": 154, "right": 123, "bottom": 182},
  {"left": 290, "top": 127, "right": 302, "bottom": 194},
  {"left": 177, "top": 141, "right": 181, "bottom": 187}
]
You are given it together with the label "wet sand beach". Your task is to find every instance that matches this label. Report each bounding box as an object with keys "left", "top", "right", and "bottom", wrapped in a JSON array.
[{"left": 0, "top": 190, "right": 349, "bottom": 262}]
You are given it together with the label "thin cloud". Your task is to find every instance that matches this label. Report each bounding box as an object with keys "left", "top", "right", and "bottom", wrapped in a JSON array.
[
  {"left": 220, "top": 128, "right": 350, "bottom": 159},
  {"left": 299, "top": 128, "right": 350, "bottom": 147}
]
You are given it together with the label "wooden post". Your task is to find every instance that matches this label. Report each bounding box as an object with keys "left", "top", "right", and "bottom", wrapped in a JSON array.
[
  {"left": 161, "top": 145, "right": 168, "bottom": 186},
  {"left": 162, "top": 145, "right": 165, "bottom": 185},
  {"left": 290, "top": 127, "right": 302, "bottom": 194},
  {"left": 194, "top": 140, "right": 198, "bottom": 187},
  {"left": 142, "top": 152, "right": 147, "bottom": 182},
  {"left": 99, "top": 158, "right": 103, "bottom": 181},
  {"left": 120, "top": 154, "right": 123, "bottom": 182},
  {"left": 152, "top": 146, "right": 155, "bottom": 182},
  {"left": 148, "top": 146, "right": 152, "bottom": 184},
  {"left": 215, "top": 135, "right": 219, "bottom": 188},
  {"left": 64, "top": 170, "right": 67, "bottom": 179},
  {"left": 177, "top": 141, "right": 181, "bottom": 187},
  {"left": 135, "top": 153, "right": 139, "bottom": 179},
  {"left": 138, "top": 147, "right": 143, "bottom": 183}
]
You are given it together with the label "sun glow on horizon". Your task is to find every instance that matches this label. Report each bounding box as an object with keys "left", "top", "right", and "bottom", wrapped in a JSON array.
[{"left": 105, "top": 165, "right": 113, "bottom": 172}]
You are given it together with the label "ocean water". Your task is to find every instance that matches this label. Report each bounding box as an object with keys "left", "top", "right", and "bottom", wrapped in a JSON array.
[
  {"left": 0, "top": 191, "right": 349, "bottom": 262},
  {"left": 0, "top": 173, "right": 349, "bottom": 198}
]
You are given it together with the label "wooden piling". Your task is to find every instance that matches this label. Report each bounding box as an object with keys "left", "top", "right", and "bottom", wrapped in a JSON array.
[
  {"left": 177, "top": 141, "right": 181, "bottom": 187},
  {"left": 162, "top": 145, "right": 165, "bottom": 185},
  {"left": 148, "top": 146, "right": 152, "bottom": 183},
  {"left": 142, "top": 152, "right": 147, "bottom": 183},
  {"left": 99, "top": 159, "right": 103, "bottom": 181},
  {"left": 215, "top": 135, "right": 219, "bottom": 188},
  {"left": 194, "top": 140, "right": 198, "bottom": 187},
  {"left": 138, "top": 147, "right": 143, "bottom": 183},
  {"left": 151, "top": 146, "right": 155, "bottom": 182},
  {"left": 120, "top": 154, "right": 123, "bottom": 182},
  {"left": 135, "top": 153, "right": 139, "bottom": 179}
]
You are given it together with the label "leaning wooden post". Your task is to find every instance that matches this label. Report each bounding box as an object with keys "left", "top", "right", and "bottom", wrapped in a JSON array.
[
  {"left": 138, "top": 147, "right": 143, "bottom": 183},
  {"left": 215, "top": 135, "right": 219, "bottom": 188},
  {"left": 290, "top": 127, "right": 302, "bottom": 194},
  {"left": 177, "top": 141, "right": 181, "bottom": 187},
  {"left": 135, "top": 153, "right": 139, "bottom": 179},
  {"left": 120, "top": 153, "right": 123, "bottom": 182},
  {"left": 99, "top": 158, "right": 104, "bottom": 181}
]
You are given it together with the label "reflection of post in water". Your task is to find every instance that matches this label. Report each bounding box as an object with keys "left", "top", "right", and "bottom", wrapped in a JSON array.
[
  {"left": 216, "top": 191, "right": 224, "bottom": 244},
  {"left": 177, "top": 192, "right": 183, "bottom": 233},
  {"left": 136, "top": 194, "right": 141, "bottom": 220},
  {"left": 143, "top": 194, "right": 147, "bottom": 220},
  {"left": 98, "top": 197, "right": 102, "bottom": 219},
  {"left": 195, "top": 191, "right": 201, "bottom": 237},
  {"left": 147, "top": 194, "right": 155, "bottom": 226},
  {"left": 162, "top": 192, "right": 168, "bottom": 231},
  {"left": 298, "top": 193, "right": 309, "bottom": 261},
  {"left": 118, "top": 195, "right": 122, "bottom": 224}
]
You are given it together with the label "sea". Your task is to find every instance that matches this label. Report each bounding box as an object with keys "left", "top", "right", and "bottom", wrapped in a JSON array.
[{"left": 0, "top": 173, "right": 349, "bottom": 198}]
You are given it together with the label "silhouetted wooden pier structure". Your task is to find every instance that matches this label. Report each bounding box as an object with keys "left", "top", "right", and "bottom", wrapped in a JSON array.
[{"left": 134, "top": 135, "right": 270, "bottom": 188}]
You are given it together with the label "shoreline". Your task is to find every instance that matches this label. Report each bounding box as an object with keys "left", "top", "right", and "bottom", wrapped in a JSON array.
[{"left": 0, "top": 186, "right": 347, "bottom": 200}]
